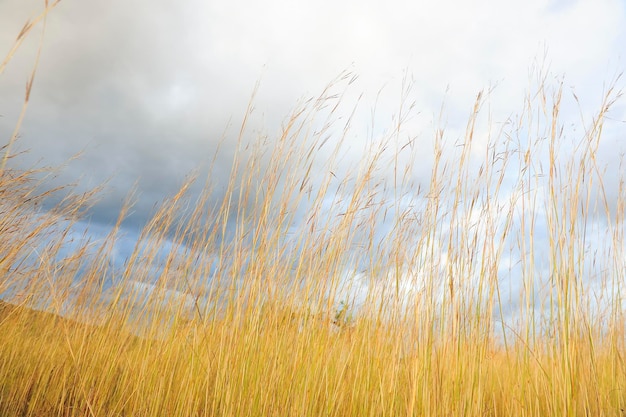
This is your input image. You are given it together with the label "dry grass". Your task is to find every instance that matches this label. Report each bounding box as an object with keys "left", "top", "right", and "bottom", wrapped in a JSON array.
[{"left": 2, "top": 6, "right": 626, "bottom": 416}]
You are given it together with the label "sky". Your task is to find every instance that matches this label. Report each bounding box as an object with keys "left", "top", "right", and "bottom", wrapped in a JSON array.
[{"left": 1, "top": 0, "right": 626, "bottom": 323}]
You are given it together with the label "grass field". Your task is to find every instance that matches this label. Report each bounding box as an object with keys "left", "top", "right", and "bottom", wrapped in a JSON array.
[{"left": 2, "top": 4, "right": 626, "bottom": 416}]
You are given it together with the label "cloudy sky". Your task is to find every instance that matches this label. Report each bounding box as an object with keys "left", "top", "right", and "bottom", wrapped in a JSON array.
[{"left": 1, "top": 0, "right": 626, "bottom": 320}]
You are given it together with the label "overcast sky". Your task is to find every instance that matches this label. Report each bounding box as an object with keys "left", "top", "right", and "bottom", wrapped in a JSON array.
[
  {"left": 1, "top": 0, "right": 626, "bottom": 319},
  {"left": 2, "top": 0, "right": 624, "bottom": 218}
]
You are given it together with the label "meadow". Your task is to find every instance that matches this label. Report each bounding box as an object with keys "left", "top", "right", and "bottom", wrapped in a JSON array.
[{"left": 2, "top": 5, "right": 626, "bottom": 416}]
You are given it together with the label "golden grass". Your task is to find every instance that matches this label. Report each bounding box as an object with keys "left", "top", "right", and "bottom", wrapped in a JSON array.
[{"left": 2, "top": 7, "right": 626, "bottom": 416}]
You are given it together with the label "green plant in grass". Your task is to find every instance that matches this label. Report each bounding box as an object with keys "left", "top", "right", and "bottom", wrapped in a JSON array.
[{"left": 333, "top": 300, "right": 353, "bottom": 329}]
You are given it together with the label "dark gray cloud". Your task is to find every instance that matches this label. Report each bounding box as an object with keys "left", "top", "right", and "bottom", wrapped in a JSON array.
[{"left": 1, "top": 0, "right": 252, "bottom": 229}]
